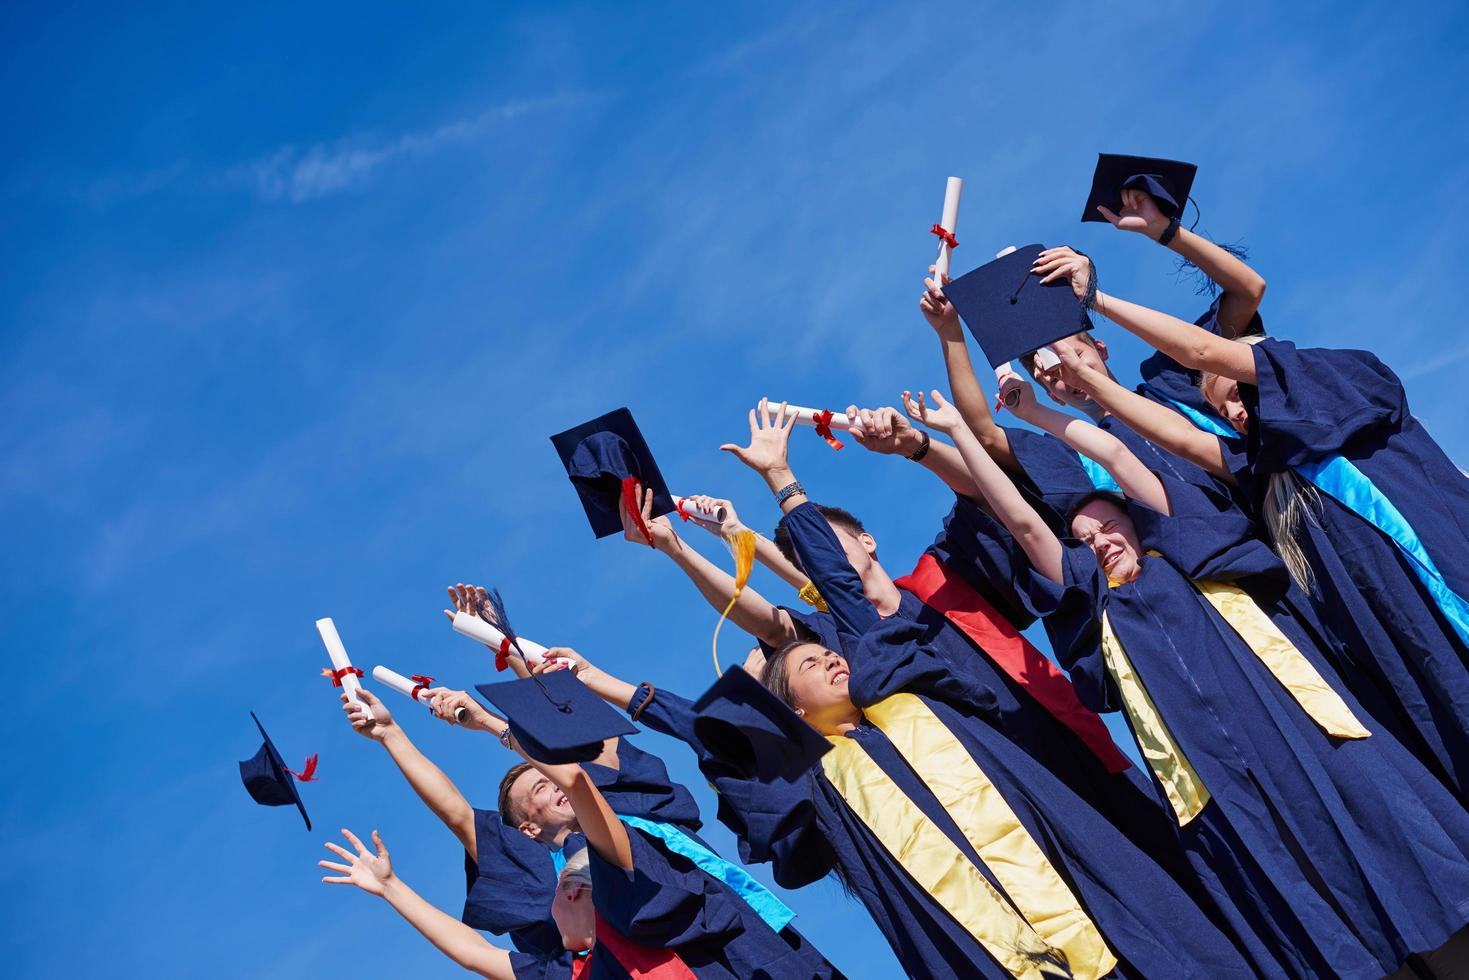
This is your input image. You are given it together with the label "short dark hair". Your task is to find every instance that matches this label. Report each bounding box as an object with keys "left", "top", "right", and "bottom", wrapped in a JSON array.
[
  {"left": 1018, "top": 329, "right": 1097, "bottom": 378},
  {"left": 760, "top": 639, "right": 823, "bottom": 709},
  {"left": 772, "top": 504, "right": 868, "bottom": 569},
  {"left": 498, "top": 761, "right": 535, "bottom": 827}
]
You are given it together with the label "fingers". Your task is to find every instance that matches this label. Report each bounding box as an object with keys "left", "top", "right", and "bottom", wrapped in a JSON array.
[
  {"left": 1096, "top": 205, "right": 1121, "bottom": 226},
  {"left": 357, "top": 687, "right": 381, "bottom": 706},
  {"left": 319, "top": 859, "right": 352, "bottom": 874},
  {"left": 372, "top": 829, "right": 387, "bottom": 858},
  {"left": 321, "top": 876, "right": 353, "bottom": 885},
  {"left": 324, "top": 841, "right": 355, "bottom": 862},
  {"left": 929, "top": 389, "right": 949, "bottom": 409},
  {"left": 746, "top": 407, "right": 758, "bottom": 441},
  {"left": 758, "top": 397, "right": 771, "bottom": 429},
  {"left": 341, "top": 827, "right": 368, "bottom": 857}
]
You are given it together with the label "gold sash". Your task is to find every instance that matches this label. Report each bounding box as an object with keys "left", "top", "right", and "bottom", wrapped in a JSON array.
[
  {"left": 1100, "top": 561, "right": 1371, "bottom": 827},
  {"left": 821, "top": 693, "right": 1116, "bottom": 980}
]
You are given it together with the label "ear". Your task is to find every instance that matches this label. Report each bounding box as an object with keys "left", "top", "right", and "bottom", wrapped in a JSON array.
[
  {"left": 516, "top": 820, "right": 540, "bottom": 841},
  {"left": 858, "top": 532, "right": 878, "bottom": 557},
  {"left": 1092, "top": 338, "right": 1109, "bottom": 362}
]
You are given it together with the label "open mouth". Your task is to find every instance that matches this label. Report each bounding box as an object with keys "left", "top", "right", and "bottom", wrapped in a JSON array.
[
  {"left": 1102, "top": 550, "right": 1124, "bottom": 572},
  {"left": 830, "top": 669, "right": 849, "bottom": 686}
]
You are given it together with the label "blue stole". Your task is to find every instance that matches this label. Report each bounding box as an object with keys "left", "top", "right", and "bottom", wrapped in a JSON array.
[
  {"left": 1076, "top": 453, "right": 1122, "bottom": 495},
  {"left": 1144, "top": 383, "right": 1469, "bottom": 647},
  {"left": 551, "top": 815, "right": 796, "bottom": 933}
]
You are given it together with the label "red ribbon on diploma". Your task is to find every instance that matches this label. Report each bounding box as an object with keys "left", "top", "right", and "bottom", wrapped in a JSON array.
[
  {"left": 282, "top": 753, "right": 319, "bottom": 782},
  {"left": 811, "top": 410, "right": 844, "bottom": 450},
  {"left": 321, "top": 665, "right": 364, "bottom": 687},
  {"left": 929, "top": 223, "right": 958, "bottom": 249},
  {"left": 675, "top": 498, "right": 691, "bottom": 522},
  {"left": 495, "top": 637, "right": 513, "bottom": 673},
  {"left": 410, "top": 675, "right": 435, "bottom": 701}
]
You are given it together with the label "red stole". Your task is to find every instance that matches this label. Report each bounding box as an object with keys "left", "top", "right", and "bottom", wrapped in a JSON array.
[
  {"left": 571, "top": 912, "right": 697, "bottom": 979},
  {"left": 895, "top": 553, "right": 1132, "bottom": 774}
]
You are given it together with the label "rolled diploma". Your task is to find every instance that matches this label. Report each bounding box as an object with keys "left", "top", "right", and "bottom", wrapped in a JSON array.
[
  {"left": 451, "top": 612, "right": 556, "bottom": 665},
  {"left": 995, "top": 362, "right": 1025, "bottom": 408},
  {"left": 372, "top": 665, "right": 468, "bottom": 723},
  {"left": 674, "top": 495, "right": 728, "bottom": 524},
  {"left": 767, "top": 401, "right": 855, "bottom": 432},
  {"left": 1033, "top": 346, "right": 1061, "bottom": 371},
  {"left": 316, "top": 617, "right": 373, "bottom": 720},
  {"left": 933, "top": 176, "right": 963, "bottom": 282}
]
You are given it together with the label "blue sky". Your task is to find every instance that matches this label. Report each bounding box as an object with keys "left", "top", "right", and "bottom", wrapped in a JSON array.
[{"left": 3, "top": 2, "right": 1467, "bottom": 976}]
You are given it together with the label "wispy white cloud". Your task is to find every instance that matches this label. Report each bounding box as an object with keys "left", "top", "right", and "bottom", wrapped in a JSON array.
[{"left": 228, "top": 92, "right": 594, "bottom": 203}]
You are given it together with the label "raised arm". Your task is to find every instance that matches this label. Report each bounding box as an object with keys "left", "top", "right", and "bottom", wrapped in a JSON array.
[
  {"left": 621, "top": 488, "right": 797, "bottom": 648},
  {"left": 320, "top": 829, "right": 515, "bottom": 980},
  {"left": 517, "top": 743, "right": 635, "bottom": 873},
  {"left": 844, "top": 401, "right": 983, "bottom": 498},
  {"left": 919, "top": 268, "right": 1019, "bottom": 472},
  {"left": 1006, "top": 376, "right": 1170, "bottom": 515},
  {"left": 904, "top": 389, "right": 1065, "bottom": 584},
  {"left": 1095, "top": 290, "right": 1257, "bottom": 383},
  {"left": 677, "top": 493, "right": 807, "bottom": 589},
  {"left": 341, "top": 690, "right": 478, "bottom": 855},
  {"left": 1097, "top": 185, "right": 1266, "bottom": 337}
]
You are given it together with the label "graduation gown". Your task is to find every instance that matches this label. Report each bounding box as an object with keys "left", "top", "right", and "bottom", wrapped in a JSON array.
[
  {"left": 1031, "top": 472, "right": 1469, "bottom": 979},
  {"left": 463, "top": 739, "right": 836, "bottom": 978},
  {"left": 764, "top": 498, "right": 1173, "bottom": 863},
  {"left": 1221, "top": 338, "right": 1469, "bottom": 797},
  {"left": 716, "top": 502, "right": 1254, "bottom": 979}
]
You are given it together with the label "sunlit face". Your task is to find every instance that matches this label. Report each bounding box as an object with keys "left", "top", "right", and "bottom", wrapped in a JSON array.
[
  {"left": 551, "top": 874, "right": 596, "bottom": 952},
  {"left": 1028, "top": 334, "right": 1111, "bottom": 409},
  {"left": 1071, "top": 497, "right": 1144, "bottom": 584},
  {"left": 1202, "top": 374, "right": 1250, "bottom": 435},
  {"left": 782, "top": 642, "right": 855, "bottom": 733},
  {"left": 509, "top": 767, "right": 577, "bottom": 842}
]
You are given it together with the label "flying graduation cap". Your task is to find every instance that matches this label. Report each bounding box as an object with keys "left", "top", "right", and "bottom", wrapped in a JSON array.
[
  {"left": 689, "top": 666, "right": 832, "bottom": 782},
  {"left": 942, "top": 244, "right": 1092, "bottom": 368},
  {"left": 476, "top": 670, "right": 637, "bottom": 765},
  {"left": 1080, "top": 153, "right": 1198, "bottom": 223},
  {"left": 551, "top": 407, "right": 676, "bottom": 544},
  {"left": 238, "top": 712, "right": 316, "bottom": 830}
]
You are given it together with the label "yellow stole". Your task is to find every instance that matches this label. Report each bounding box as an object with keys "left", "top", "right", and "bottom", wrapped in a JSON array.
[
  {"left": 820, "top": 693, "right": 1117, "bottom": 980},
  {"left": 1100, "top": 559, "right": 1371, "bottom": 827}
]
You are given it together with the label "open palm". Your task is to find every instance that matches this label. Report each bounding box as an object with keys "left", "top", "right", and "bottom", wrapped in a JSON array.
[
  {"left": 720, "top": 398, "right": 795, "bottom": 475},
  {"left": 320, "top": 828, "right": 393, "bottom": 897}
]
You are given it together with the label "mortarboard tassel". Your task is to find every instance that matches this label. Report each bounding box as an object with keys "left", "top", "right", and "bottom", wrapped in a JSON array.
[
  {"left": 711, "top": 529, "right": 757, "bottom": 676},
  {"left": 622, "top": 476, "right": 655, "bottom": 545},
  {"left": 283, "top": 753, "right": 319, "bottom": 782},
  {"left": 482, "top": 588, "right": 524, "bottom": 672},
  {"left": 1173, "top": 240, "right": 1251, "bottom": 297}
]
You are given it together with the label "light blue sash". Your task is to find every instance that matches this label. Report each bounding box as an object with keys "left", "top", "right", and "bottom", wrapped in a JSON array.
[
  {"left": 1144, "top": 383, "right": 1469, "bottom": 646},
  {"left": 1294, "top": 455, "right": 1469, "bottom": 648},
  {"left": 551, "top": 815, "right": 795, "bottom": 933},
  {"left": 1076, "top": 453, "right": 1122, "bottom": 495}
]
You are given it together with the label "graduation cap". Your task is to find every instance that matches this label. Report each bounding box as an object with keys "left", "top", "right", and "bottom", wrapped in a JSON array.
[
  {"left": 238, "top": 712, "right": 315, "bottom": 830},
  {"left": 476, "top": 670, "right": 637, "bottom": 765},
  {"left": 551, "top": 407, "right": 676, "bottom": 542},
  {"left": 943, "top": 244, "right": 1092, "bottom": 369},
  {"left": 1080, "top": 153, "right": 1197, "bottom": 223},
  {"left": 690, "top": 667, "right": 831, "bottom": 782}
]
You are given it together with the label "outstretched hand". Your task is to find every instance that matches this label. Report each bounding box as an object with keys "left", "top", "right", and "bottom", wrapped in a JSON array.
[
  {"left": 995, "top": 371, "right": 1038, "bottom": 417},
  {"left": 919, "top": 265, "right": 960, "bottom": 335},
  {"left": 1095, "top": 187, "right": 1170, "bottom": 241},
  {"left": 320, "top": 827, "right": 394, "bottom": 897},
  {"left": 845, "top": 404, "right": 919, "bottom": 456},
  {"left": 902, "top": 389, "right": 963, "bottom": 434},
  {"left": 720, "top": 398, "right": 796, "bottom": 477},
  {"left": 442, "top": 583, "right": 489, "bottom": 624},
  {"left": 342, "top": 688, "right": 394, "bottom": 742},
  {"left": 619, "top": 482, "right": 677, "bottom": 550},
  {"left": 682, "top": 494, "right": 746, "bottom": 539},
  {"left": 1031, "top": 247, "right": 1093, "bottom": 302}
]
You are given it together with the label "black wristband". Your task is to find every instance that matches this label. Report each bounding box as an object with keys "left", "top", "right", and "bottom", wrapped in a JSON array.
[
  {"left": 1158, "top": 216, "right": 1181, "bottom": 247},
  {"left": 907, "top": 429, "right": 932, "bottom": 462}
]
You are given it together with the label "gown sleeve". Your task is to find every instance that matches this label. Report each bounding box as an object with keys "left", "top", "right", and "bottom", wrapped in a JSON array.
[
  {"left": 756, "top": 603, "right": 845, "bottom": 658},
  {"left": 1009, "top": 542, "right": 1119, "bottom": 714},
  {"left": 1006, "top": 427, "right": 1105, "bottom": 521},
  {"left": 928, "top": 493, "right": 1039, "bottom": 628},
  {"left": 1250, "top": 338, "right": 1407, "bottom": 468},
  {"left": 778, "top": 501, "right": 880, "bottom": 636},
  {"left": 588, "top": 831, "right": 746, "bottom": 950},
  {"left": 1128, "top": 471, "right": 1290, "bottom": 600},
  {"left": 461, "top": 808, "right": 563, "bottom": 956}
]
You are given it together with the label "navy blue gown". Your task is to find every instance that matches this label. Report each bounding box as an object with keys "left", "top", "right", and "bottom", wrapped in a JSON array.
[
  {"left": 1219, "top": 338, "right": 1469, "bottom": 798},
  {"left": 1030, "top": 472, "right": 1469, "bottom": 978},
  {"left": 691, "top": 502, "right": 1254, "bottom": 979}
]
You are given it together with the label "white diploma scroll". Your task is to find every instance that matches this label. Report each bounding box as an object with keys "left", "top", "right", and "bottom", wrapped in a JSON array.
[
  {"left": 674, "top": 495, "right": 728, "bottom": 524},
  {"left": 767, "top": 401, "right": 855, "bottom": 432},
  {"left": 1033, "top": 346, "right": 1061, "bottom": 371},
  {"left": 450, "top": 611, "right": 558, "bottom": 666},
  {"left": 372, "top": 665, "right": 468, "bottom": 723},
  {"left": 995, "top": 362, "right": 1026, "bottom": 408},
  {"left": 933, "top": 176, "right": 963, "bottom": 282},
  {"left": 316, "top": 617, "right": 373, "bottom": 720}
]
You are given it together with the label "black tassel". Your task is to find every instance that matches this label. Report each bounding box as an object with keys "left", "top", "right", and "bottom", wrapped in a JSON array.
[{"left": 1172, "top": 238, "right": 1250, "bottom": 296}]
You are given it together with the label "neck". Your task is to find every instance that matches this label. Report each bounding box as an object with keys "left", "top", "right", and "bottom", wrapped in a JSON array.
[
  {"left": 861, "top": 561, "right": 902, "bottom": 616},
  {"left": 547, "top": 820, "right": 580, "bottom": 848},
  {"left": 815, "top": 706, "right": 865, "bottom": 738}
]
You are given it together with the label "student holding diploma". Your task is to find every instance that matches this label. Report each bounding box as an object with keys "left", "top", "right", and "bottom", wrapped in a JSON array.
[{"left": 903, "top": 379, "right": 1469, "bottom": 979}]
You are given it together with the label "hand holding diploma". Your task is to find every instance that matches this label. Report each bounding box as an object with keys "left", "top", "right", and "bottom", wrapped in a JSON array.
[
  {"left": 372, "top": 666, "right": 469, "bottom": 723},
  {"left": 442, "top": 583, "right": 563, "bottom": 669},
  {"left": 317, "top": 617, "right": 373, "bottom": 720},
  {"left": 674, "top": 494, "right": 729, "bottom": 525},
  {"left": 763, "top": 399, "right": 852, "bottom": 450},
  {"left": 995, "top": 362, "right": 1027, "bottom": 410}
]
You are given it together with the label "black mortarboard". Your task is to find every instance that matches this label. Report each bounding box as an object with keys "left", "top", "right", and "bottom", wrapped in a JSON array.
[
  {"left": 943, "top": 244, "right": 1091, "bottom": 368},
  {"left": 476, "top": 671, "right": 637, "bottom": 764},
  {"left": 238, "top": 712, "right": 312, "bottom": 830},
  {"left": 1081, "top": 153, "right": 1197, "bottom": 223},
  {"left": 690, "top": 667, "right": 831, "bottom": 782},
  {"left": 550, "top": 407, "right": 676, "bottom": 539}
]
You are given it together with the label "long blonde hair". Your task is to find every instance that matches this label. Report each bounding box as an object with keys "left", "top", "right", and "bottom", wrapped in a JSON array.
[{"left": 1199, "top": 336, "right": 1322, "bottom": 592}]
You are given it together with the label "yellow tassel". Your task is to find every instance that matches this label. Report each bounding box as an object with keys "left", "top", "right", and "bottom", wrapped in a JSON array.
[
  {"left": 712, "top": 529, "right": 757, "bottom": 676},
  {"left": 797, "top": 581, "right": 829, "bottom": 612}
]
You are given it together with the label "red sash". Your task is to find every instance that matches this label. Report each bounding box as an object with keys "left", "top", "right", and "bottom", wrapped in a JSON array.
[
  {"left": 571, "top": 913, "right": 697, "bottom": 979},
  {"left": 895, "top": 553, "right": 1132, "bottom": 774}
]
